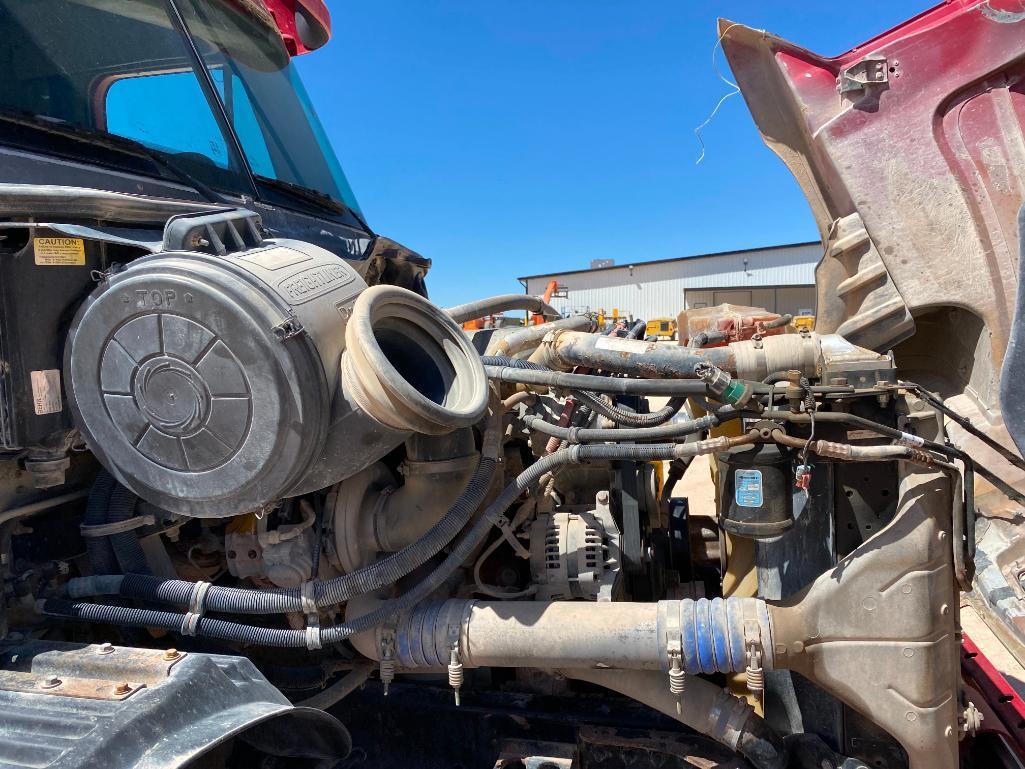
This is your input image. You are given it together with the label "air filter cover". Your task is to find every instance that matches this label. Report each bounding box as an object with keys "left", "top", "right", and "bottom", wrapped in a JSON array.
[{"left": 65, "top": 241, "right": 365, "bottom": 517}]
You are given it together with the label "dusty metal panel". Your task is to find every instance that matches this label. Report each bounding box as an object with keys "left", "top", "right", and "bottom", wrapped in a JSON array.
[
  {"left": 720, "top": 4, "right": 1024, "bottom": 370},
  {"left": 0, "top": 640, "right": 350, "bottom": 769}
]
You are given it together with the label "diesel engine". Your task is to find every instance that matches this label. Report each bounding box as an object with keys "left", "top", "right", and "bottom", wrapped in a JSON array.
[{"left": 0, "top": 200, "right": 1013, "bottom": 769}]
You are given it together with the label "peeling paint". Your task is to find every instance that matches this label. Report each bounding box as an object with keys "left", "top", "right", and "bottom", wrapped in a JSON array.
[{"left": 981, "top": 1, "right": 1025, "bottom": 24}]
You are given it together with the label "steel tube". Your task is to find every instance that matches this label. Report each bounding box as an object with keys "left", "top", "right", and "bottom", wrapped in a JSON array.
[{"left": 389, "top": 597, "right": 770, "bottom": 674}]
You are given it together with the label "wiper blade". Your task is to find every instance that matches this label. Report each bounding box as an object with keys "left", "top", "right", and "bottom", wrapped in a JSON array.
[
  {"left": 0, "top": 109, "right": 228, "bottom": 205},
  {"left": 256, "top": 175, "right": 358, "bottom": 220}
]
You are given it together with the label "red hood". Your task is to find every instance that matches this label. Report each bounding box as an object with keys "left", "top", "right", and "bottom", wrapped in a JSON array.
[
  {"left": 720, "top": 2, "right": 1023, "bottom": 374},
  {"left": 255, "top": 0, "right": 331, "bottom": 55}
]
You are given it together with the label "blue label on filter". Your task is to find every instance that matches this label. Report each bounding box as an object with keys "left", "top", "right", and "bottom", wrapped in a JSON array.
[{"left": 735, "top": 469, "right": 763, "bottom": 507}]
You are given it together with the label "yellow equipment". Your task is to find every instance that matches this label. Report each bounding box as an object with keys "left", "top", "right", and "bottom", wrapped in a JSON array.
[
  {"left": 645, "top": 317, "right": 677, "bottom": 340},
  {"left": 792, "top": 314, "right": 815, "bottom": 333}
]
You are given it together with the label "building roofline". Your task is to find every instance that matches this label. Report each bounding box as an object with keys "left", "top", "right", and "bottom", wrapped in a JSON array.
[{"left": 516, "top": 241, "right": 821, "bottom": 282}]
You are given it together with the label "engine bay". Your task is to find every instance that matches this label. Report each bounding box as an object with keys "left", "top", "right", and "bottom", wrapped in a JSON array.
[
  {"left": 0, "top": 204, "right": 1014, "bottom": 769},
  {"left": 5, "top": 1, "right": 1025, "bottom": 767}
]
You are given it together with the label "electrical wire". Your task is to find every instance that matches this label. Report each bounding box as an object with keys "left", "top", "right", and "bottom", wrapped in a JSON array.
[{"left": 900, "top": 382, "right": 1025, "bottom": 473}]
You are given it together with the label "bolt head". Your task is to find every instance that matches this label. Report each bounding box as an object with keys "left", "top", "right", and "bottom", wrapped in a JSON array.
[
  {"left": 41, "top": 675, "right": 61, "bottom": 689},
  {"left": 114, "top": 682, "right": 131, "bottom": 695},
  {"left": 163, "top": 648, "right": 180, "bottom": 661},
  {"left": 98, "top": 642, "right": 115, "bottom": 655}
]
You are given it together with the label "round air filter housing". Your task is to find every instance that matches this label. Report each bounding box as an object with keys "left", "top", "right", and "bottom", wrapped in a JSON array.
[{"left": 65, "top": 241, "right": 487, "bottom": 517}]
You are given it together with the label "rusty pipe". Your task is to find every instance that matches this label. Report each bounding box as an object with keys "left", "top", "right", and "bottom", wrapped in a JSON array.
[
  {"left": 485, "top": 315, "right": 596, "bottom": 357},
  {"left": 533, "top": 330, "right": 826, "bottom": 381}
]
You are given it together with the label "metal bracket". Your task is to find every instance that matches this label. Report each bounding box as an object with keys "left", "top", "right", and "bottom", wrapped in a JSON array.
[
  {"left": 272, "top": 314, "right": 305, "bottom": 341},
  {"left": 838, "top": 54, "right": 889, "bottom": 96}
]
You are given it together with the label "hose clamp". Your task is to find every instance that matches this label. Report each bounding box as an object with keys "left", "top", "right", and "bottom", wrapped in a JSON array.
[
  {"left": 181, "top": 580, "right": 212, "bottom": 636},
  {"left": 664, "top": 600, "right": 682, "bottom": 670},
  {"left": 300, "top": 581, "right": 322, "bottom": 650},
  {"left": 305, "top": 618, "right": 322, "bottom": 651},
  {"left": 300, "top": 581, "right": 318, "bottom": 615},
  {"left": 741, "top": 599, "right": 772, "bottom": 670}
]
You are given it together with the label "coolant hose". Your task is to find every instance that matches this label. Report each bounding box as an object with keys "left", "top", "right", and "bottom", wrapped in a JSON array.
[
  {"left": 522, "top": 411, "right": 731, "bottom": 443},
  {"left": 106, "top": 484, "right": 150, "bottom": 575},
  {"left": 762, "top": 313, "right": 793, "bottom": 330},
  {"left": 570, "top": 389, "right": 686, "bottom": 427},
  {"left": 46, "top": 442, "right": 735, "bottom": 647},
  {"left": 83, "top": 471, "right": 118, "bottom": 575},
  {"left": 446, "top": 293, "right": 560, "bottom": 324},
  {"left": 688, "top": 329, "right": 727, "bottom": 348}
]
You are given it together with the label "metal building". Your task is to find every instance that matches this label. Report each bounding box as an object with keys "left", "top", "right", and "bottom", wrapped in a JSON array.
[{"left": 518, "top": 242, "right": 821, "bottom": 322}]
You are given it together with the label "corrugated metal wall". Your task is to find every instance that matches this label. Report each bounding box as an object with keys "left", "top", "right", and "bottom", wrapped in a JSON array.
[{"left": 522, "top": 243, "right": 822, "bottom": 320}]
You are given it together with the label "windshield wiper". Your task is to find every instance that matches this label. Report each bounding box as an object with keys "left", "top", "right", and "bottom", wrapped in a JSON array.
[
  {"left": 0, "top": 109, "right": 230, "bottom": 206},
  {"left": 256, "top": 174, "right": 367, "bottom": 229}
]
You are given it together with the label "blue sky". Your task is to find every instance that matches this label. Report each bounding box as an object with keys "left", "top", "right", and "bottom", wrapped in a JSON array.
[{"left": 296, "top": 1, "right": 933, "bottom": 308}]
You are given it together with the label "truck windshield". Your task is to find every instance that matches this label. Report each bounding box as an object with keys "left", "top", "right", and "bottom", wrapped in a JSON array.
[{"left": 0, "top": 0, "right": 362, "bottom": 216}]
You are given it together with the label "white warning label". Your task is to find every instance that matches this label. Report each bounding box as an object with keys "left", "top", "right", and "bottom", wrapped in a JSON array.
[
  {"left": 30, "top": 369, "right": 62, "bottom": 415},
  {"left": 594, "top": 336, "right": 652, "bottom": 354}
]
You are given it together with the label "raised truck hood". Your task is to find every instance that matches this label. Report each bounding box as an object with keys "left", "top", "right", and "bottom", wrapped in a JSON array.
[
  {"left": 721, "top": 0, "right": 1025, "bottom": 677},
  {"left": 720, "top": 2, "right": 1025, "bottom": 358}
]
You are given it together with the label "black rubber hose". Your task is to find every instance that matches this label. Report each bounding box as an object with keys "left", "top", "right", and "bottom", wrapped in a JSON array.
[
  {"left": 736, "top": 712, "right": 788, "bottom": 769},
  {"left": 46, "top": 444, "right": 689, "bottom": 647},
  {"left": 480, "top": 355, "right": 547, "bottom": 370},
  {"left": 83, "top": 471, "right": 118, "bottom": 575},
  {"left": 294, "top": 662, "right": 375, "bottom": 709},
  {"left": 688, "top": 330, "right": 727, "bottom": 348},
  {"left": 626, "top": 320, "right": 647, "bottom": 339},
  {"left": 118, "top": 456, "right": 498, "bottom": 615},
  {"left": 107, "top": 484, "right": 150, "bottom": 575},
  {"left": 761, "top": 314, "right": 793, "bottom": 330},
  {"left": 522, "top": 411, "right": 724, "bottom": 443},
  {"left": 571, "top": 389, "right": 686, "bottom": 427},
  {"left": 40, "top": 599, "right": 307, "bottom": 647},
  {"left": 661, "top": 458, "right": 688, "bottom": 501}
]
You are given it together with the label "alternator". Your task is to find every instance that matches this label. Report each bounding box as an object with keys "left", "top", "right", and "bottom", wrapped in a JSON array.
[{"left": 528, "top": 494, "right": 621, "bottom": 601}]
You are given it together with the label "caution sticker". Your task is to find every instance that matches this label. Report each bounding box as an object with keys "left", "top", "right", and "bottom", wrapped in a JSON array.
[
  {"left": 30, "top": 370, "right": 62, "bottom": 415},
  {"left": 33, "top": 237, "right": 85, "bottom": 266}
]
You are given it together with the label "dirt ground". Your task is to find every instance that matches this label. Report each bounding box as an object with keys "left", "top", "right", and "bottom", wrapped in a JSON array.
[{"left": 646, "top": 396, "right": 716, "bottom": 514}]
